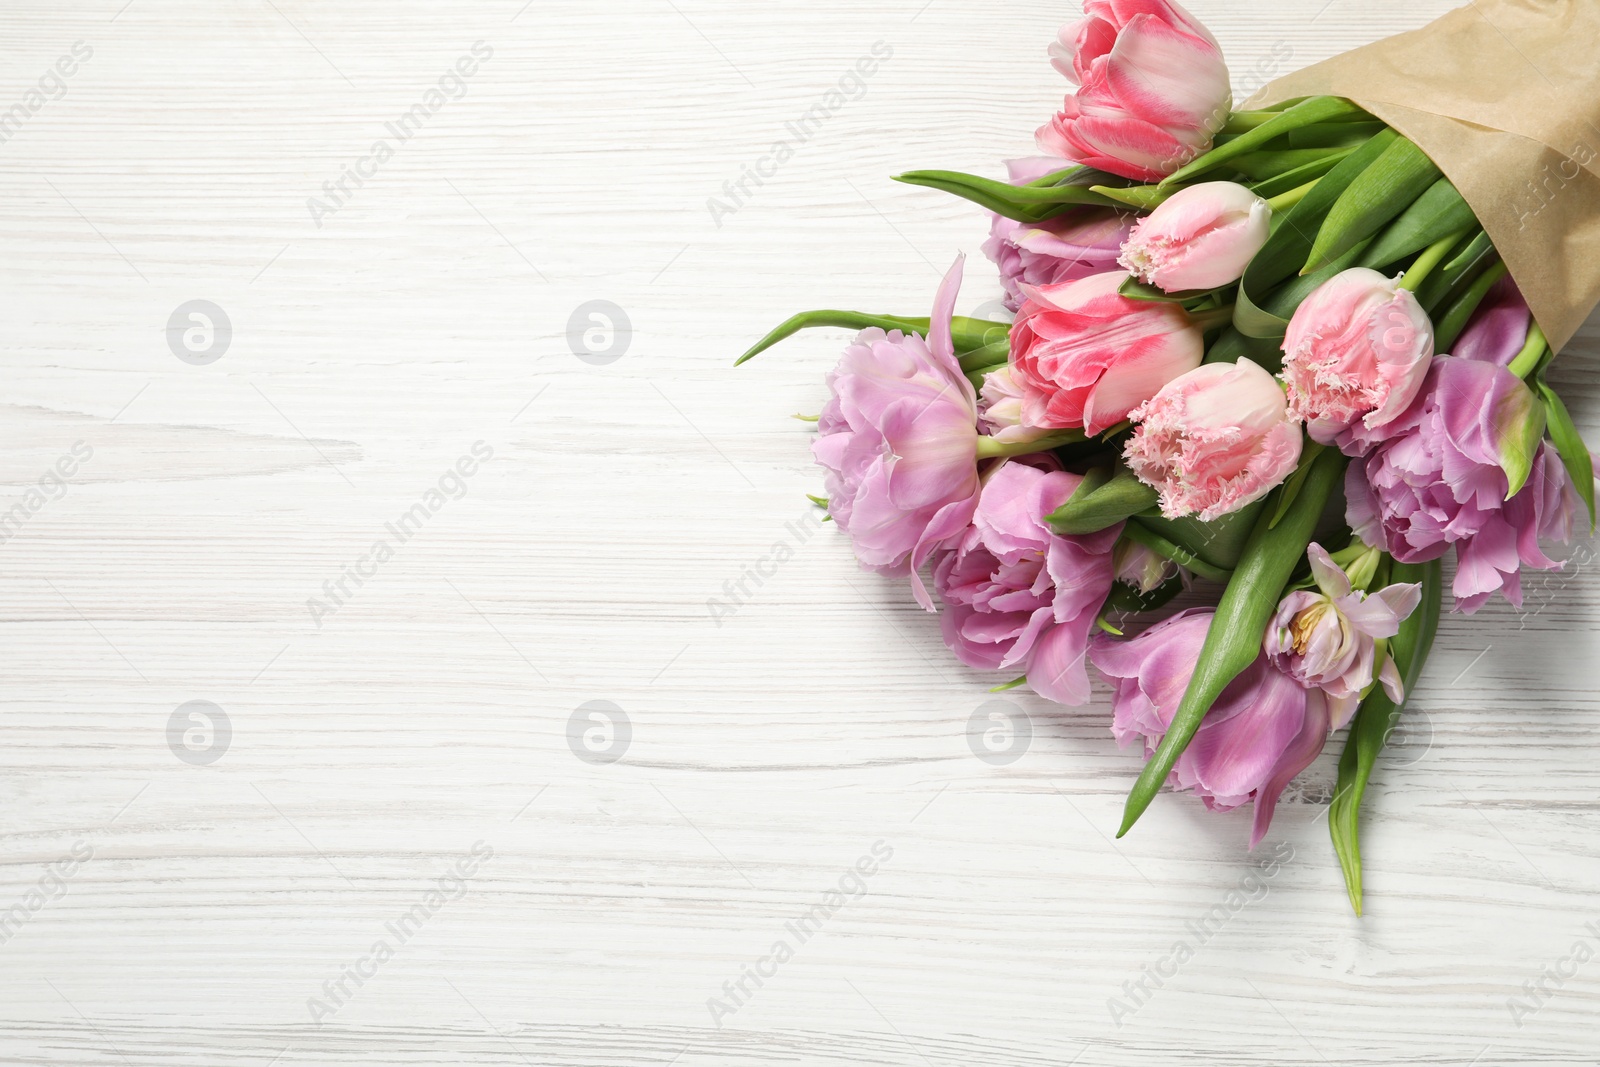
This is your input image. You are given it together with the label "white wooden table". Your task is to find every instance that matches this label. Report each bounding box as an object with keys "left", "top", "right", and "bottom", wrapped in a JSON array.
[{"left": 3, "top": 1, "right": 1598, "bottom": 1063}]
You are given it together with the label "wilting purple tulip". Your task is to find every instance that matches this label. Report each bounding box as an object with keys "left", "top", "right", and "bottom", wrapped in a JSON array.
[
  {"left": 1345, "top": 356, "right": 1577, "bottom": 612},
  {"left": 1092, "top": 609, "right": 1328, "bottom": 846},
  {"left": 1118, "top": 181, "right": 1271, "bottom": 292},
  {"left": 1264, "top": 544, "right": 1421, "bottom": 726},
  {"left": 984, "top": 159, "right": 1133, "bottom": 313},
  {"left": 1452, "top": 275, "right": 1530, "bottom": 368},
  {"left": 933, "top": 460, "right": 1120, "bottom": 705},
  {"left": 813, "top": 256, "right": 982, "bottom": 610}
]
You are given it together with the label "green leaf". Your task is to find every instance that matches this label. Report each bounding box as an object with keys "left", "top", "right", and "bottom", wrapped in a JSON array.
[
  {"left": 1116, "top": 276, "right": 1222, "bottom": 304},
  {"left": 1329, "top": 558, "right": 1443, "bottom": 915},
  {"left": 1534, "top": 378, "right": 1597, "bottom": 527},
  {"left": 1118, "top": 447, "right": 1348, "bottom": 837},
  {"left": 1432, "top": 259, "right": 1509, "bottom": 350},
  {"left": 1137, "top": 499, "right": 1266, "bottom": 571},
  {"left": 1159, "top": 95, "right": 1370, "bottom": 187},
  {"left": 1230, "top": 148, "right": 1356, "bottom": 181},
  {"left": 1246, "top": 149, "right": 1354, "bottom": 201},
  {"left": 1302, "top": 136, "right": 1441, "bottom": 274},
  {"left": 1267, "top": 441, "right": 1326, "bottom": 529},
  {"left": 1121, "top": 520, "right": 1233, "bottom": 583},
  {"left": 893, "top": 167, "right": 1129, "bottom": 221},
  {"left": 1045, "top": 464, "right": 1159, "bottom": 535},
  {"left": 1356, "top": 178, "right": 1477, "bottom": 271},
  {"left": 1091, "top": 184, "right": 1174, "bottom": 211},
  {"left": 736, "top": 310, "right": 1008, "bottom": 365}
]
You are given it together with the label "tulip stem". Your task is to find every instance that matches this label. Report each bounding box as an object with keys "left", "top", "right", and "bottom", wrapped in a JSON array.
[
  {"left": 1506, "top": 321, "right": 1549, "bottom": 379},
  {"left": 1397, "top": 230, "right": 1467, "bottom": 293},
  {"left": 1120, "top": 521, "right": 1233, "bottom": 583},
  {"left": 975, "top": 431, "right": 1086, "bottom": 459},
  {"left": 1264, "top": 179, "right": 1319, "bottom": 213},
  {"left": 1188, "top": 305, "right": 1236, "bottom": 332}
]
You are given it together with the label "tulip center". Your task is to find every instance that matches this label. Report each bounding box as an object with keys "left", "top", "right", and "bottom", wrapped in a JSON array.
[{"left": 1288, "top": 601, "right": 1333, "bottom": 655}]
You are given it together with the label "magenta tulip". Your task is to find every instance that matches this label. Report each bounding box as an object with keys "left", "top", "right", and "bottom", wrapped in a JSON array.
[
  {"left": 1123, "top": 359, "right": 1304, "bottom": 520},
  {"left": 933, "top": 461, "right": 1120, "bottom": 705},
  {"left": 1452, "top": 275, "right": 1531, "bottom": 368},
  {"left": 812, "top": 256, "right": 982, "bottom": 610},
  {"left": 1036, "top": 0, "right": 1231, "bottom": 181},
  {"left": 1281, "top": 267, "right": 1434, "bottom": 453},
  {"left": 1092, "top": 609, "right": 1329, "bottom": 847},
  {"left": 1010, "top": 270, "right": 1205, "bottom": 434},
  {"left": 1118, "top": 181, "right": 1271, "bottom": 292}
]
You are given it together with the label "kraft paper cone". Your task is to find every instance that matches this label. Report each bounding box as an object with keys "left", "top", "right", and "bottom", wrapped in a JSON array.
[{"left": 1244, "top": 0, "right": 1600, "bottom": 351}]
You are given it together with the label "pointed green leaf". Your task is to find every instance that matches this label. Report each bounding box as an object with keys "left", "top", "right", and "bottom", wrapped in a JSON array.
[
  {"left": 1534, "top": 378, "right": 1597, "bottom": 527},
  {"left": 736, "top": 311, "right": 1007, "bottom": 365},
  {"left": 1356, "top": 178, "right": 1477, "bottom": 271},
  {"left": 1159, "top": 95, "right": 1369, "bottom": 187},
  {"left": 1045, "top": 464, "right": 1158, "bottom": 536},
  {"left": 1302, "top": 136, "right": 1441, "bottom": 274},
  {"left": 1329, "top": 558, "right": 1442, "bottom": 915}
]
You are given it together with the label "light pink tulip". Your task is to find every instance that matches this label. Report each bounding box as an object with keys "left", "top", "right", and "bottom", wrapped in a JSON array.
[
  {"left": 932, "top": 461, "right": 1120, "bottom": 705},
  {"left": 1036, "top": 0, "right": 1231, "bottom": 181},
  {"left": 1124, "top": 359, "right": 1304, "bottom": 520},
  {"left": 1281, "top": 267, "right": 1433, "bottom": 453},
  {"left": 1264, "top": 543, "right": 1422, "bottom": 726},
  {"left": 1118, "top": 181, "right": 1270, "bottom": 292},
  {"left": 1010, "top": 270, "right": 1205, "bottom": 434},
  {"left": 812, "top": 256, "right": 981, "bottom": 610}
]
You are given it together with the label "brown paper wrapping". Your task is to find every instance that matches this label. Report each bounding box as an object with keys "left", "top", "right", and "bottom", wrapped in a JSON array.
[{"left": 1243, "top": 0, "right": 1600, "bottom": 351}]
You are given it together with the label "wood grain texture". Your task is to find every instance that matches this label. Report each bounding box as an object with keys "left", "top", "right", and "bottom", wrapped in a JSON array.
[{"left": 2, "top": 1, "right": 1598, "bottom": 1064}]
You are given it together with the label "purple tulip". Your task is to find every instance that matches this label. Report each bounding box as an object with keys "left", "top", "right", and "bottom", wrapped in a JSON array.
[
  {"left": 1345, "top": 356, "right": 1577, "bottom": 612},
  {"left": 1092, "top": 609, "right": 1328, "bottom": 846},
  {"left": 982, "top": 159, "right": 1131, "bottom": 314},
  {"left": 1264, "top": 544, "right": 1421, "bottom": 726},
  {"left": 813, "top": 256, "right": 982, "bottom": 610},
  {"left": 932, "top": 460, "right": 1120, "bottom": 705},
  {"left": 1452, "top": 276, "right": 1530, "bottom": 369}
]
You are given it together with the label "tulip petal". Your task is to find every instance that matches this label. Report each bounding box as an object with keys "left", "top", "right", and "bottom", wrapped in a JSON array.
[{"left": 1249, "top": 690, "right": 1331, "bottom": 848}]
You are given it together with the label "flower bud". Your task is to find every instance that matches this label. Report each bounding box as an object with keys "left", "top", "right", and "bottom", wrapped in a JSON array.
[{"left": 1119, "top": 182, "right": 1270, "bottom": 292}]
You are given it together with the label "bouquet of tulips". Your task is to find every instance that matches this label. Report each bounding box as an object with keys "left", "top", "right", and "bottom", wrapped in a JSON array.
[{"left": 738, "top": 0, "right": 1599, "bottom": 912}]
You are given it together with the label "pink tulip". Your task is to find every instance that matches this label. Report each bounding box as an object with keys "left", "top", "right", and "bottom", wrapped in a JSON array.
[
  {"left": 1118, "top": 181, "right": 1270, "bottom": 292},
  {"left": 1124, "top": 359, "right": 1304, "bottom": 520},
  {"left": 984, "top": 159, "right": 1134, "bottom": 312},
  {"left": 812, "top": 256, "right": 981, "bottom": 610},
  {"left": 1092, "top": 608, "right": 1329, "bottom": 847},
  {"left": 1036, "top": 0, "right": 1231, "bottom": 181},
  {"left": 1264, "top": 543, "right": 1421, "bottom": 727},
  {"left": 932, "top": 461, "right": 1120, "bottom": 705},
  {"left": 1281, "top": 267, "right": 1433, "bottom": 453},
  {"left": 1010, "top": 270, "right": 1205, "bottom": 434},
  {"left": 977, "top": 365, "right": 1055, "bottom": 446},
  {"left": 1113, "top": 539, "right": 1177, "bottom": 594}
]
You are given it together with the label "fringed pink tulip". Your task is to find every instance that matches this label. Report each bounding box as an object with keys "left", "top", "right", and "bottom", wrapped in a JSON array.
[
  {"left": 812, "top": 256, "right": 982, "bottom": 610},
  {"left": 932, "top": 461, "right": 1120, "bottom": 705},
  {"left": 1123, "top": 359, "right": 1304, "bottom": 520},
  {"left": 1118, "top": 181, "right": 1271, "bottom": 292},
  {"left": 1010, "top": 270, "right": 1205, "bottom": 434},
  {"left": 1036, "top": 0, "right": 1231, "bottom": 181},
  {"left": 1345, "top": 356, "right": 1577, "bottom": 613},
  {"left": 1092, "top": 609, "right": 1329, "bottom": 847},
  {"left": 1264, "top": 544, "right": 1422, "bottom": 726},
  {"left": 1281, "top": 267, "right": 1433, "bottom": 453}
]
